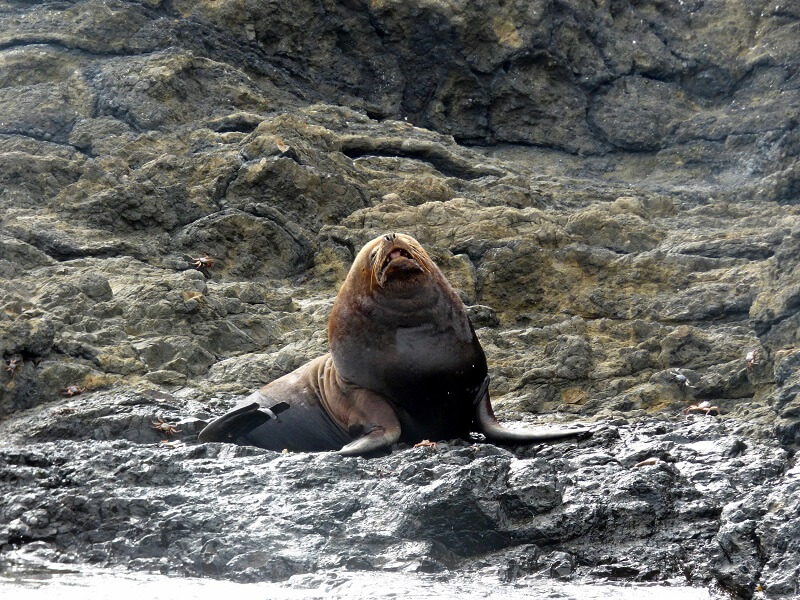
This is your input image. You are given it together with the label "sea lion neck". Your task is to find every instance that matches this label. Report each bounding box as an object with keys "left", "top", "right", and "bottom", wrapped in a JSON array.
[{"left": 363, "top": 273, "right": 441, "bottom": 317}]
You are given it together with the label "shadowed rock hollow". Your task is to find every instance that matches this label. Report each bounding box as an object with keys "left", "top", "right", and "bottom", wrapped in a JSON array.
[{"left": 1, "top": 2, "right": 799, "bottom": 599}]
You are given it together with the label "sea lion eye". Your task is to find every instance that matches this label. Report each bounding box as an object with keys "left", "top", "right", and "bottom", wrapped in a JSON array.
[{"left": 369, "top": 249, "right": 377, "bottom": 263}]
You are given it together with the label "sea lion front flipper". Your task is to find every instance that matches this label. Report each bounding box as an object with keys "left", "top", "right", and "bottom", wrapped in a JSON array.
[
  {"left": 473, "top": 380, "right": 592, "bottom": 443},
  {"left": 336, "top": 424, "right": 401, "bottom": 456},
  {"left": 329, "top": 380, "right": 401, "bottom": 456}
]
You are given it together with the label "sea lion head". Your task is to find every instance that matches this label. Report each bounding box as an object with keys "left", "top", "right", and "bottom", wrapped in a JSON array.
[
  {"left": 330, "top": 232, "right": 462, "bottom": 341},
  {"left": 357, "top": 232, "right": 434, "bottom": 291}
]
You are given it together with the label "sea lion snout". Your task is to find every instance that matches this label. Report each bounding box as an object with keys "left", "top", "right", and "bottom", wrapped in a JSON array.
[{"left": 375, "top": 235, "right": 428, "bottom": 286}]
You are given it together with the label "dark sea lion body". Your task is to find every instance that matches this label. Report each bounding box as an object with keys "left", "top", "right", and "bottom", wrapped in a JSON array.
[{"left": 199, "top": 233, "right": 589, "bottom": 455}]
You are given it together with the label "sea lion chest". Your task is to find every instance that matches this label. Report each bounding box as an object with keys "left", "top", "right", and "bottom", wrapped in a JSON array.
[{"left": 331, "top": 292, "right": 487, "bottom": 440}]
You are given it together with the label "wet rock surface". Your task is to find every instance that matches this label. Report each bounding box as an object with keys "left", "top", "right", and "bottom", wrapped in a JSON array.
[
  {"left": 0, "top": 417, "right": 794, "bottom": 599},
  {"left": 0, "top": 1, "right": 799, "bottom": 599}
]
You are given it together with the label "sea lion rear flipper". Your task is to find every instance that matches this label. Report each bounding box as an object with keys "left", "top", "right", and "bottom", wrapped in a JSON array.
[
  {"left": 473, "top": 378, "right": 592, "bottom": 443},
  {"left": 199, "top": 400, "right": 290, "bottom": 443},
  {"left": 261, "top": 401, "right": 290, "bottom": 420},
  {"left": 198, "top": 402, "right": 261, "bottom": 443}
]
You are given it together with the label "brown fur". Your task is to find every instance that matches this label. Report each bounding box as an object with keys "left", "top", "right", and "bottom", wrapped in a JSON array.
[{"left": 200, "top": 233, "right": 590, "bottom": 454}]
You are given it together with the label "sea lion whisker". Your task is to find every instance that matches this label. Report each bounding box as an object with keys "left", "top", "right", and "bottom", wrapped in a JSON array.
[
  {"left": 408, "top": 246, "right": 431, "bottom": 274},
  {"left": 371, "top": 252, "right": 384, "bottom": 288}
]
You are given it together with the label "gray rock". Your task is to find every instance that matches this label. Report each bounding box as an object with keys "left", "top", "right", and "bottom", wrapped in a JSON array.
[{"left": 589, "top": 76, "right": 697, "bottom": 152}]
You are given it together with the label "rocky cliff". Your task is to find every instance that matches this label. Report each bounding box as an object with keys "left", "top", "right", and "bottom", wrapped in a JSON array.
[{"left": 1, "top": 1, "right": 799, "bottom": 598}]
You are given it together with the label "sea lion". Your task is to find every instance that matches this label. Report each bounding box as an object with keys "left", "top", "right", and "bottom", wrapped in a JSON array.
[{"left": 199, "top": 233, "right": 590, "bottom": 455}]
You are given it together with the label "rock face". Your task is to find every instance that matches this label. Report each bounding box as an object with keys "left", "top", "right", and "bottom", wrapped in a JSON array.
[
  {"left": 0, "top": 419, "right": 793, "bottom": 594},
  {"left": 0, "top": 1, "right": 798, "bottom": 599}
]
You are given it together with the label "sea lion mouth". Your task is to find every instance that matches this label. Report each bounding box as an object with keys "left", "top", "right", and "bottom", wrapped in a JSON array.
[
  {"left": 371, "top": 237, "right": 431, "bottom": 288},
  {"left": 384, "top": 248, "right": 414, "bottom": 267},
  {"left": 379, "top": 246, "right": 420, "bottom": 280}
]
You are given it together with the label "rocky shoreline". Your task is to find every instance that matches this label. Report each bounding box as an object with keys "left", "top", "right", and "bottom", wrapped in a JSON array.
[
  {"left": 0, "top": 413, "right": 795, "bottom": 599},
  {"left": 1, "top": 1, "right": 799, "bottom": 598}
]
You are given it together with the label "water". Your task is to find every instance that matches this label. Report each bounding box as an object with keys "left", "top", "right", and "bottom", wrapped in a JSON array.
[{"left": 0, "top": 562, "right": 723, "bottom": 600}]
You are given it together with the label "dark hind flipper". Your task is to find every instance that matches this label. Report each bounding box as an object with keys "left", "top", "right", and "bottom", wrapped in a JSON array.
[
  {"left": 198, "top": 401, "right": 290, "bottom": 443},
  {"left": 473, "top": 377, "right": 592, "bottom": 443},
  {"left": 198, "top": 402, "right": 262, "bottom": 443}
]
